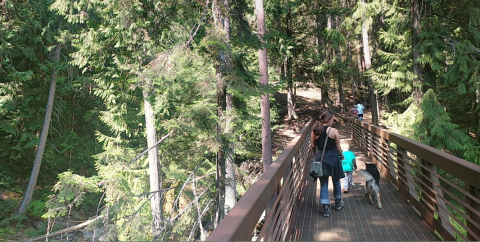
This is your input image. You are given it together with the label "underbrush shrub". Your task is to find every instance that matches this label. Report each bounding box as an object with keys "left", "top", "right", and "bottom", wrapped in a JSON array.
[{"left": 0, "top": 199, "right": 16, "bottom": 221}]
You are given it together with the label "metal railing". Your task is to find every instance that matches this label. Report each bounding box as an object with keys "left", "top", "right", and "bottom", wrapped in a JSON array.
[
  {"left": 350, "top": 118, "right": 480, "bottom": 241},
  {"left": 207, "top": 120, "right": 314, "bottom": 241}
]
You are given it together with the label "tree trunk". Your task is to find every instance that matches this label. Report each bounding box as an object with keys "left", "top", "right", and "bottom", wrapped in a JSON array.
[
  {"left": 315, "top": 0, "right": 323, "bottom": 60},
  {"left": 222, "top": 0, "right": 236, "bottom": 217},
  {"left": 338, "top": 80, "right": 346, "bottom": 112},
  {"left": 335, "top": 14, "right": 346, "bottom": 112},
  {"left": 285, "top": 4, "right": 298, "bottom": 120},
  {"left": 17, "top": 21, "right": 62, "bottom": 214},
  {"left": 215, "top": 69, "right": 226, "bottom": 225},
  {"left": 143, "top": 81, "right": 164, "bottom": 239},
  {"left": 361, "top": 0, "right": 379, "bottom": 125},
  {"left": 256, "top": 0, "right": 272, "bottom": 170},
  {"left": 350, "top": 40, "right": 356, "bottom": 106},
  {"left": 224, "top": 93, "right": 236, "bottom": 215},
  {"left": 411, "top": 0, "right": 423, "bottom": 103},
  {"left": 351, "top": 76, "right": 356, "bottom": 107}
]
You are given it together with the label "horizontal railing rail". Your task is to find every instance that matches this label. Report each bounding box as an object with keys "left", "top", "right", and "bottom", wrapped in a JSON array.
[
  {"left": 206, "top": 119, "right": 314, "bottom": 241},
  {"left": 350, "top": 118, "right": 480, "bottom": 241}
]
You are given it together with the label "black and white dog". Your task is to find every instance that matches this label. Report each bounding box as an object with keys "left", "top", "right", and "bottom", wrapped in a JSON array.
[{"left": 358, "top": 163, "right": 382, "bottom": 209}]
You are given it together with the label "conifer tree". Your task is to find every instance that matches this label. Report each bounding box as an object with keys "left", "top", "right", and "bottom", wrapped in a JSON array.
[{"left": 17, "top": 22, "right": 63, "bottom": 214}]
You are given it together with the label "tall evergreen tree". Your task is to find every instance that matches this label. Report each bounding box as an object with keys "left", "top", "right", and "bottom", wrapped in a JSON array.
[{"left": 17, "top": 22, "right": 63, "bottom": 214}]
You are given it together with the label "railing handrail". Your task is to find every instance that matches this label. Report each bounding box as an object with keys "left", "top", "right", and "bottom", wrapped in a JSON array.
[{"left": 206, "top": 119, "right": 314, "bottom": 241}]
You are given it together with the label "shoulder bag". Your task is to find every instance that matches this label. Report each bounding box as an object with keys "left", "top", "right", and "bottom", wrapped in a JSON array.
[{"left": 309, "top": 127, "right": 331, "bottom": 179}]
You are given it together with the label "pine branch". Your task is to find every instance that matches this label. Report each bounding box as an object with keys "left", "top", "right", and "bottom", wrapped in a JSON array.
[{"left": 438, "top": 35, "right": 480, "bottom": 55}]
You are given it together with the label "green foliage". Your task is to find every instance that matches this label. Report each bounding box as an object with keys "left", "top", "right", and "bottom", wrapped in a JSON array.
[
  {"left": 44, "top": 171, "right": 101, "bottom": 218},
  {"left": 27, "top": 199, "right": 47, "bottom": 218},
  {"left": 417, "top": 90, "right": 480, "bottom": 163},
  {"left": 24, "top": 224, "right": 49, "bottom": 238},
  {"left": 0, "top": 199, "right": 16, "bottom": 221},
  {"left": 0, "top": 213, "right": 27, "bottom": 231},
  {"left": 385, "top": 89, "right": 480, "bottom": 164},
  {"left": 0, "top": 169, "right": 18, "bottom": 191},
  {"left": 370, "top": 0, "right": 414, "bottom": 96},
  {"left": 0, "top": 227, "right": 14, "bottom": 239},
  {"left": 0, "top": 0, "right": 100, "bottom": 191}
]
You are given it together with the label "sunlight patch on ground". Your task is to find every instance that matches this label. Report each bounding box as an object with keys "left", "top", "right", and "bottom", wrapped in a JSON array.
[
  {"left": 278, "top": 87, "right": 322, "bottom": 100},
  {"left": 316, "top": 227, "right": 349, "bottom": 241},
  {"left": 296, "top": 87, "right": 322, "bottom": 100},
  {"left": 277, "top": 128, "right": 297, "bottom": 138},
  {"left": 370, "top": 217, "right": 403, "bottom": 226}
]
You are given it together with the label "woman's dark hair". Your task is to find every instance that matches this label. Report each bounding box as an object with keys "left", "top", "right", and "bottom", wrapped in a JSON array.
[{"left": 313, "top": 111, "right": 334, "bottom": 136}]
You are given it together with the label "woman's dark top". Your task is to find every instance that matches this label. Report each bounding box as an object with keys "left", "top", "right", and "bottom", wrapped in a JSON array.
[
  {"left": 316, "top": 126, "right": 337, "bottom": 150},
  {"left": 314, "top": 126, "right": 344, "bottom": 180}
]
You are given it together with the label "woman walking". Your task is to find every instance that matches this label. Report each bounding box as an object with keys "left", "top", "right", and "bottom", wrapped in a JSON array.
[{"left": 310, "top": 111, "right": 345, "bottom": 217}]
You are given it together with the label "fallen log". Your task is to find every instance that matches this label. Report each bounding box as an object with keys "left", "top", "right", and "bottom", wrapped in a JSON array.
[{"left": 28, "top": 215, "right": 105, "bottom": 241}]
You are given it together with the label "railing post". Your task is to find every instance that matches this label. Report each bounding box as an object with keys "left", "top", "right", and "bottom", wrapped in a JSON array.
[
  {"left": 362, "top": 123, "right": 368, "bottom": 153},
  {"left": 466, "top": 184, "right": 480, "bottom": 240},
  {"left": 382, "top": 139, "right": 397, "bottom": 184},
  {"left": 350, "top": 118, "right": 354, "bottom": 141},
  {"left": 420, "top": 160, "right": 435, "bottom": 217},
  {"left": 422, "top": 161, "right": 453, "bottom": 236},
  {"left": 397, "top": 147, "right": 418, "bottom": 203}
]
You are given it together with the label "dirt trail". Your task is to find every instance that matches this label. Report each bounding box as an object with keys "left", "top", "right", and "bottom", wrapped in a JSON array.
[{"left": 272, "top": 88, "right": 368, "bottom": 154}]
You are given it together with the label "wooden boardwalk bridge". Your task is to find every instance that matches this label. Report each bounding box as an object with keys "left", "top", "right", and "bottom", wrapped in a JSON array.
[{"left": 207, "top": 118, "right": 480, "bottom": 241}]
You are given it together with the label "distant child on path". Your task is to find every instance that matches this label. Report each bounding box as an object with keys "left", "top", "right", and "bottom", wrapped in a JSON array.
[
  {"left": 340, "top": 142, "right": 357, "bottom": 193},
  {"left": 356, "top": 103, "right": 365, "bottom": 121},
  {"left": 350, "top": 107, "right": 358, "bottom": 117}
]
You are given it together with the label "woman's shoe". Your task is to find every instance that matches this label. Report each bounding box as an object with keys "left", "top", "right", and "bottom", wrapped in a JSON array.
[
  {"left": 334, "top": 199, "right": 344, "bottom": 211},
  {"left": 323, "top": 204, "right": 330, "bottom": 217}
]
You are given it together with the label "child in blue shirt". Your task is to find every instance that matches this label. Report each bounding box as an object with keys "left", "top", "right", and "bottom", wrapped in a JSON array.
[
  {"left": 356, "top": 103, "right": 364, "bottom": 121},
  {"left": 340, "top": 142, "right": 357, "bottom": 193}
]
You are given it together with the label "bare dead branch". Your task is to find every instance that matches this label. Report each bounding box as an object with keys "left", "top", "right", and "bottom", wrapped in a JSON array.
[
  {"left": 134, "top": 172, "right": 215, "bottom": 197},
  {"left": 128, "top": 131, "right": 172, "bottom": 164},
  {"left": 185, "top": 0, "right": 210, "bottom": 47}
]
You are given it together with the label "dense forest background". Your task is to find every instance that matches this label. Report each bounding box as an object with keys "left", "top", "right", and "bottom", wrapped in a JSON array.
[{"left": 1, "top": 0, "right": 480, "bottom": 240}]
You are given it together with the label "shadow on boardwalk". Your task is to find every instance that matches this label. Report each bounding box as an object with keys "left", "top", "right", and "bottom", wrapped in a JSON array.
[{"left": 291, "top": 123, "right": 439, "bottom": 241}]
